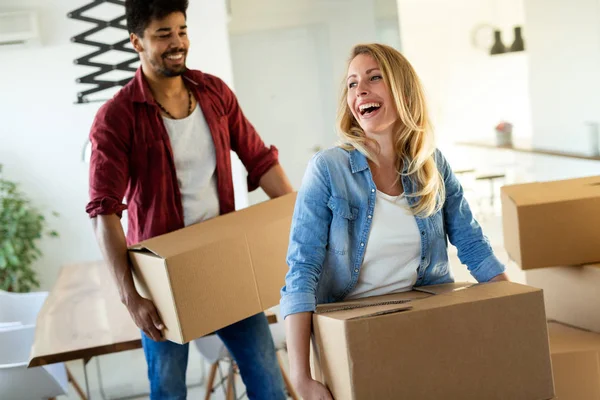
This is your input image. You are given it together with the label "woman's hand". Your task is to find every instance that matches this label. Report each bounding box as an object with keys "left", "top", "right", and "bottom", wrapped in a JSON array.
[
  {"left": 286, "top": 312, "right": 333, "bottom": 399},
  {"left": 294, "top": 377, "right": 334, "bottom": 400},
  {"left": 488, "top": 272, "right": 510, "bottom": 282}
]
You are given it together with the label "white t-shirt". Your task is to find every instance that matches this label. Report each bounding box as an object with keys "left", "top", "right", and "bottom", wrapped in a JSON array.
[
  {"left": 346, "top": 190, "right": 421, "bottom": 300},
  {"left": 162, "top": 103, "right": 220, "bottom": 226}
]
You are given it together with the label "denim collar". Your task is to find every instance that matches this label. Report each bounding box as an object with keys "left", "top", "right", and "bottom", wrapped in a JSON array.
[
  {"left": 348, "top": 148, "right": 410, "bottom": 174},
  {"left": 349, "top": 149, "right": 369, "bottom": 174}
]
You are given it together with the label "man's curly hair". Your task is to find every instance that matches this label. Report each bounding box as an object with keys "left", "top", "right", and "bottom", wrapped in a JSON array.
[{"left": 125, "top": 0, "right": 189, "bottom": 37}]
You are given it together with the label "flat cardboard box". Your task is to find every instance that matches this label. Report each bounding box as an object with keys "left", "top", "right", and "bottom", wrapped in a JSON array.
[
  {"left": 526, "top": 264, "right": 600, "bottom": 333},
  {"left": 128, "top": 193, "right": 296, "bottom": 344},
  {"left": 311, "top": 282, "right": 554, "bottom": 400},
  {"left": 549, "top": 322, "right": 600, "bottom": 400},
  {"left": 501, "top": 176, "right": 600, "bottom": 270}
]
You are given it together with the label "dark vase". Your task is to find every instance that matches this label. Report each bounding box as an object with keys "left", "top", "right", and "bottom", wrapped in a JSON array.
[
  {"left": 510, "top": 26, "right": 525, "bottom": 52},
  {"left": 490, "top": 30, "right": 506, "bottom": 55}
]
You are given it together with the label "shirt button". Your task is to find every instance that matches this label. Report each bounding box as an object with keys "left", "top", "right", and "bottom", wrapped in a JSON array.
[
  {"left": 354, "top": 269, "right": 359, "bottom": 273},
  {"left": 371, "top": 188, "right": 375, "bottom": 193},
  {"left": 368, "top": 214, "right": 372, "bottom": 219},
  {"left": 360, "top": 242, "right": 365, "bottom": 247},
  {"left": 421, "top": 231, "right": 425, "bottom": 235}
]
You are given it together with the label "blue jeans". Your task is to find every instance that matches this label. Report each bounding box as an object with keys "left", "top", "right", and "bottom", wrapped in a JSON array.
[{"left": 141, "top": 312, "right": 286, "bottom": 400}]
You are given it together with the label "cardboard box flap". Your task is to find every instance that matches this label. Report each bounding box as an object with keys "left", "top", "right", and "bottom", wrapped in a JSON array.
[
  {"left": 413, "top": 282, "right": 476, "bottom": 294},
  {"left": 315, "top": 299, "right": 413, "bottom": 314},
  {"left": 315, "top": 291, "right": 429, "bottom": 321},
  {"left": 129, "top": 244, "right": 162, "bottom": 257},
  {"left": 316, "top": 299, "right": 414, "bottom": 320},
  {"left": 315, "top": 282, "right": 540, "bottom": 321},
  {"left": 428, "top": 281, "right": 539, "bottom": 301},
  {"left": 400, "top": 282, "right": 541, "bottom": 317},
  {"left": 502, "top": 176, "right": 600, "bottom": 206},
  {"left": 128, "top": 193, "right": 297, "bottom": 259},
  {"left": 548, "top": 322, "right": 600, "bottom": 354},
  {"left": 346, "top": 305, "right": 413, "bottom": 320}
]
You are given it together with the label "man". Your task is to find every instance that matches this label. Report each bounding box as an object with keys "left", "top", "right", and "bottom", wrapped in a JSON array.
[{"left": 85, "top": 0, "right": 293, "bottom": 398}]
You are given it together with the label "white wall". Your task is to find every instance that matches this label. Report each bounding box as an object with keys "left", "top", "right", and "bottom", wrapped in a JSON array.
[
  {"left": 0, "top": 0, "right": 243, "bottom": 290},
  {"left": 397, "top": 0, "right": 533, "bottom": 146},
  {"left": 524, "top": 0, "right": 600, "bottom": 155},
  {"left": 228, "top": 0, "right": 399, "bottom": 204},
  {"left": 229, "top": 0, "right": 396, "bottom": 33},
  {"left": 229, "top": 0, "right": 397, "bottom": 85}
]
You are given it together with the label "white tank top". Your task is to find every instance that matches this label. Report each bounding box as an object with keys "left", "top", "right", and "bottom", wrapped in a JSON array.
[
  {"left": 346, "top": 190, "right": 421, "bottom": 300},
  {"left": 162, "top": 103, "right": 220, "bottom": 226}
]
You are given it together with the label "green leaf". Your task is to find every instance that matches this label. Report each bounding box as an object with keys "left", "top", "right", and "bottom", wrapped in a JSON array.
[
  {"left": 0, "top": 254, "right": 6, "bottom": 269},
  {"left": 3, "top": 242, "right": 15, "bottom": 255},
  {"left": 7, "top": 254, "right": 19, "bottom": 266}
]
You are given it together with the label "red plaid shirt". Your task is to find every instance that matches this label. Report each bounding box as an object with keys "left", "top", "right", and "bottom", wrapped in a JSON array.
[{"left": 86, "top": 68, "right": 279, "bottom": 245}]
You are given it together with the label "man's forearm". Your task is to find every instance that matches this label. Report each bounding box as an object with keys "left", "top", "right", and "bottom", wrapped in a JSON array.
[
  {"left": 259, "top": 164, "right": 294, "bottom": 198},
  {"left": 92, "top": 214, "right": 139, "bottom": 305}
]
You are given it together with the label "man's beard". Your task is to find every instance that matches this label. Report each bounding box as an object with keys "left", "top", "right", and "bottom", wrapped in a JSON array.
[{"left": 151, "top": 48, "right": 187, "bottom": 77}]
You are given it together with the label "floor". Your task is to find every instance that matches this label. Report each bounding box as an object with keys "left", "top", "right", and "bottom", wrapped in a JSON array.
[
  {"left": 62, "top": 348, "right": 293, "bottom": 399},
  {"left": 59, "top": 181, "right": 522, "bottom": 400}
]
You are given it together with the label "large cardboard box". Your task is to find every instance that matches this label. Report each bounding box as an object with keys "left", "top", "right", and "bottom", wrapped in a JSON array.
[
  {"left": 526, "top": 264, "right": 600, "bottom": 333},
  {"left": 128, "top": 193, "right": 296, "bottom": 344},
  {"left": 501, "top": 176, "right": 600, "bottom": 270},
  {"left": 549, "top": 322, "right": 600, "bottom": 400},
  {"left": 311, "top": 282, "right": 554, "bottom": 400}
]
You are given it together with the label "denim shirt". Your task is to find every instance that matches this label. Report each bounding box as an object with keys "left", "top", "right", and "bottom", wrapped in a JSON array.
[{"left": 280, "top": 147, "right": 505, "bottom": 319}]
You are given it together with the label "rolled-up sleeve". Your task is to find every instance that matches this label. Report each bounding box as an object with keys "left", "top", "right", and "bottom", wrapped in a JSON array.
[
  {"left": 280, "top": 153, "right": 333, "bottom": 319},
  {"left": 219, "top": 78, "right": 279, "bottom": 191},
  {"left": 437, "top": 149, "right": 505, "bottom": 282},
  {"left": 85, "top": 101, "right": 131, "bottom": 219}
]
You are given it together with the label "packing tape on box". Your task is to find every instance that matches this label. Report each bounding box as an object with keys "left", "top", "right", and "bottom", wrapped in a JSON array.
[
  {"left": 413, "top": 283, "right": 477, "bottom": 295},
  {"left": 314, "top": 284, "right": 478, "bottom": 317},
  {"left": 315, "top": 299, "right": 413, "bottom": 314}
]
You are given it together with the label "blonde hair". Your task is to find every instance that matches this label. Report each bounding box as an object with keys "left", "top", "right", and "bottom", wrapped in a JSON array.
[{"left": 337, "top": 43, "right": 444, "bottom": 217}]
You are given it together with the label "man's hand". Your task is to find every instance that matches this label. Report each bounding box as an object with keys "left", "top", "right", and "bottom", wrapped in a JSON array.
[
  {"left": 295, "top": 377, "right": 334, "bottom": 400},
  {"left": 124, "top": 294, "right": 165, "bottom": 341},
  {"left": 92, "top": 214, "right": 165, "bottom": 341}
]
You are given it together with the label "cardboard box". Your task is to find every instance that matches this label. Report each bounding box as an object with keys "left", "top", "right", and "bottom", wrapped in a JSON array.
[
  {"left": 501, "top": 176, "right": 600, "bottom": 270},
  {"left": 311, "top": 282, "right": 554, "bottom": 400},
  {"left": 128, "top": 193, "right": 296, "bottom": 344},
  {"left": 526, "top": 264, "right": 600, "bottom": 333},
  {"left": 549, "top": 322, "right": 600, "bottom": 400}
]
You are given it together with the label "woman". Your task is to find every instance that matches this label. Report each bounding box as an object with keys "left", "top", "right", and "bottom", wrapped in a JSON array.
[{"left": 280, "top": 43, "right": 509, "bottom": 399}]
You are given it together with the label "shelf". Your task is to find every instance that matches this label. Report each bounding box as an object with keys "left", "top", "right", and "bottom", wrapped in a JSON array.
[{"left": 455, "top": 140, "right": 600, "bottom": 162}]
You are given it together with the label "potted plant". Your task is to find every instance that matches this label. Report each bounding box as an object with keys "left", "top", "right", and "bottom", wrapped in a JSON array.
[
  {"left": 0, "top": 164, "right": 58, "bottom": 292},
  {"left": 495, "top": 121, "right": 513, "bottom": 147}
]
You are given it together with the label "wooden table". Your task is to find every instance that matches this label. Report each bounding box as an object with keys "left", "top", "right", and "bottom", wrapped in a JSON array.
[
  {"left": 29, "top": 261, "right": 278, "bottom": 399},
  {"left": 29, "top": 261, "right": 141, "bottom": 369}
]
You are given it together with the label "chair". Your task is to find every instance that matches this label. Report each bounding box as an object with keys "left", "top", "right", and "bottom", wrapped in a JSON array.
[
  {"left": 475, "top": 172, "right": 506, "bottom": 208},
  {"left": 0, "top": 290, "right": 49, "bottom": 325},
  {"left": 194, "top": 314, "right": 298, "bottom": 400},
  {"left": 0, "top": 324, "right": 68, "bottom": 400},
  {"left": 0, "top": 289, "right": 87, "bottom": 399}
]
